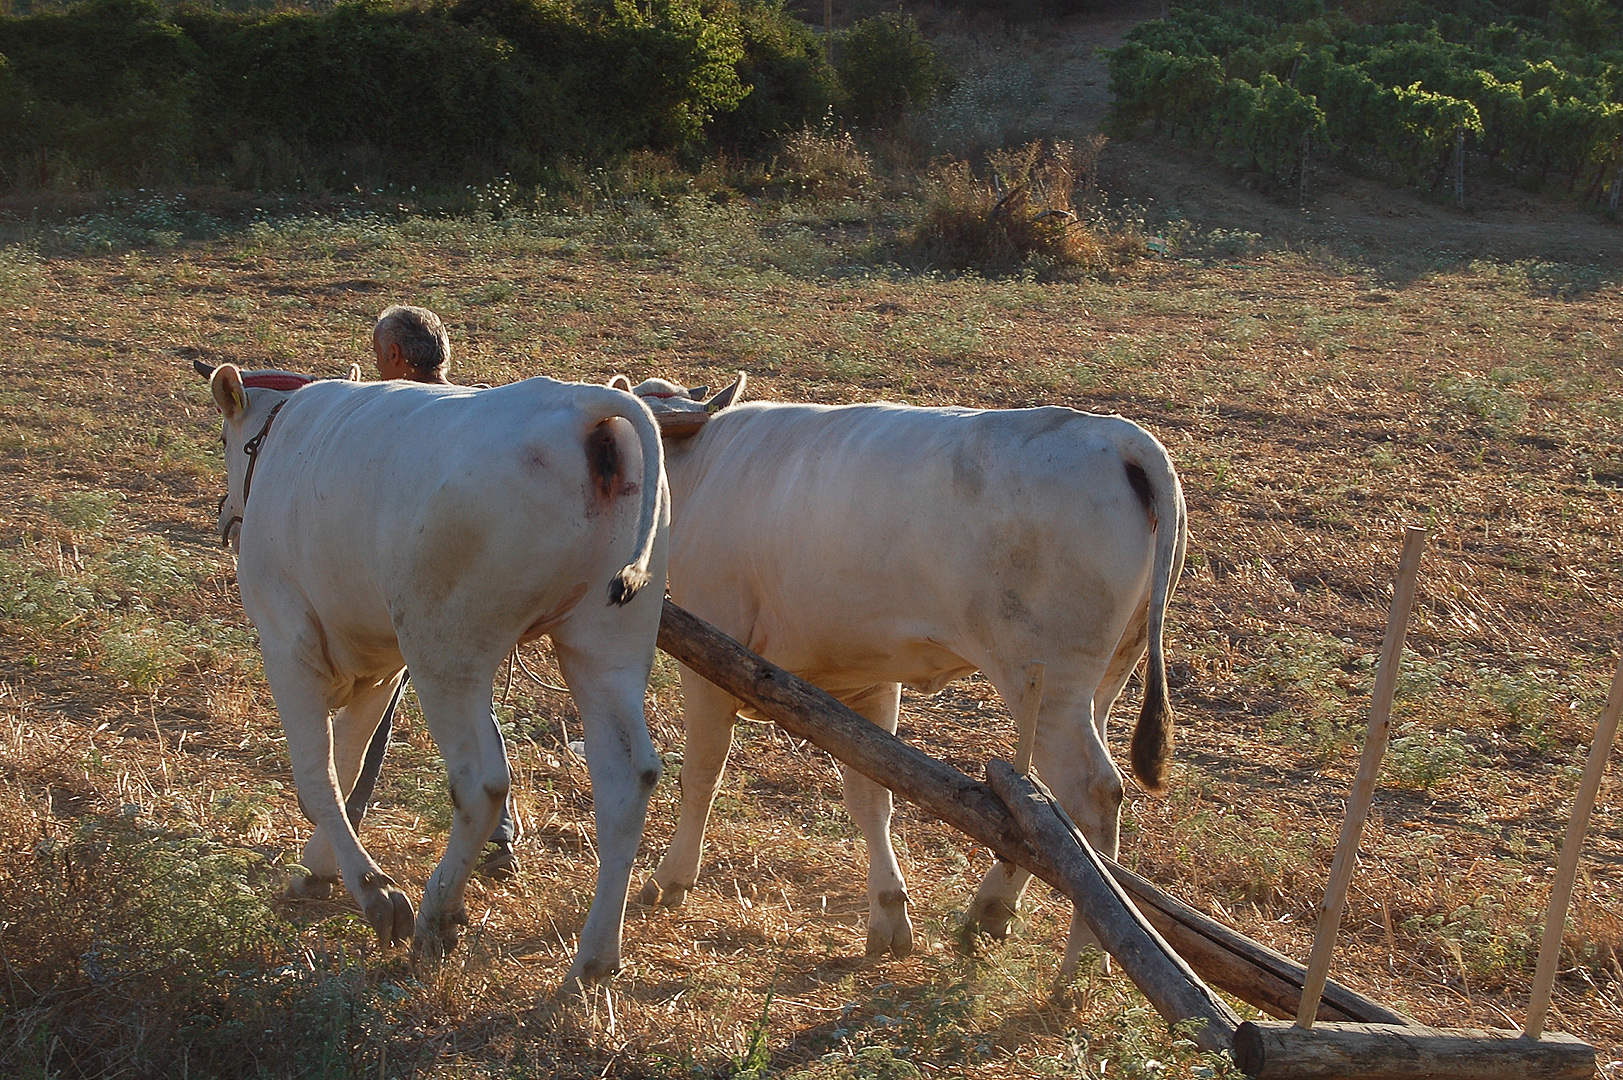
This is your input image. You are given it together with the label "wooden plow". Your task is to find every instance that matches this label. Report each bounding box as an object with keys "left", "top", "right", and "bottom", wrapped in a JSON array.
[{"left": 654, "top": 524, "right": 1606, "bottom": 1078}]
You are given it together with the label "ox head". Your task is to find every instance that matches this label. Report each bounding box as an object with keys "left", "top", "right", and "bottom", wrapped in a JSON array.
[
  {"left": 608, "top": 372, "right": 747, "bottom": 439},
  {"left": 193, "top": 358, "right": 315, "bottom": 549}
]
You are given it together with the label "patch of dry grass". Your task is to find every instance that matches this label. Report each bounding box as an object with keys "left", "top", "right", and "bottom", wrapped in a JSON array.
[{"left": 1, "top": 200, "right": 1621, "bottom": 1076}]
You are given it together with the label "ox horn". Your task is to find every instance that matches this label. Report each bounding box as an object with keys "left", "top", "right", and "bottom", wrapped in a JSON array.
[
  {"left": 686, "top": 385, "right": 709, "bottom": 400},
  {"left": 704, "top": 371, "right": 747, "bottom": 413},
  {"left": 193, "top": 357, "right": 217, "bottom": 379}
]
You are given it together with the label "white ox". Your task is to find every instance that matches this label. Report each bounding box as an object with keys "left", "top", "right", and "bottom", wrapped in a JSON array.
[
  {"left": 624, "top": 376, "right": 1186, "bottom": 975},
  {"left": 202, "top": 363, "right": 668, "bottom": 989}
]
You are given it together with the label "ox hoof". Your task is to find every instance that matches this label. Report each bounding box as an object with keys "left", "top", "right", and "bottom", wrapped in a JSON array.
[
  {"left": 359, "top": 873, "right": 415, "bottom": 948},
  {"left": 285, "top": 873, "right": 336, "bottom": 901},
  {"left": 866, "top": 891, "right": 914, "bottom": 958},
  {"left": 557, "top": 956, "right": 620, "bottom": 999},
  {"left": 639, "top": 879, "right": 687, "bottom": 907},
  {"left": 962, "top": 897, "right": 1020, "bottom": 941},
  {"left": 413, "top": 905, "right": 470, "bottom": 962}
]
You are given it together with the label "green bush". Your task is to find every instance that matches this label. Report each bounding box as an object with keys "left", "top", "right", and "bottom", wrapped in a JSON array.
[
  {"left": 0, "top": 0, "right": 200, "bottom": 186},
  {"left": 0, "top": 0, "right": 771, "bottom": 192},
  {"left": 835, "top": 13, "right": 948, "bottom": 129},
  {"left": 1106, "top": 0, "right": 1623, "bottom": 197},
  {"left": 706, "top": 0, "right": 838, "bottom": 153}
]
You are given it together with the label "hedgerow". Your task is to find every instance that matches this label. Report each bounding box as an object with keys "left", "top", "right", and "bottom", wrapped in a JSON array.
[
  {"left": 0, "top": 0, "right": 845, "bottom": 191},
  {"left": 1106, "top": 0, "right": 1623, "bottom": 198}
]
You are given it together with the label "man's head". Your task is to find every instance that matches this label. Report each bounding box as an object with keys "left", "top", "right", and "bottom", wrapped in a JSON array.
[{"left": 373, "top": 305, "right": 450, "bottom": 383}]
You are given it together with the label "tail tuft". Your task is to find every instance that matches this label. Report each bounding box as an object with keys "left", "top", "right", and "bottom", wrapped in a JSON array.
[
  {"left": 1129, "top": 652, "right": 1174, "bottom": 793},
  {"left": 607, "top": 566, "right": 650, "bottom": 606}
]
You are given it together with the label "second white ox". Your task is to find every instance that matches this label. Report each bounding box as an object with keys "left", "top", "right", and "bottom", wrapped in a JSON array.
[
  {"left": 628, "top": 377, "right": 1186, "bottom": 969},
  {"left": 204, "top": 363, "right": 668, "bottom": 990}
]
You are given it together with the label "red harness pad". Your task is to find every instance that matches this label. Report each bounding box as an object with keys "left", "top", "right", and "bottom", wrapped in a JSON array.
[{"left": 242, "top": 373, "right": 315, "bottom": 391}]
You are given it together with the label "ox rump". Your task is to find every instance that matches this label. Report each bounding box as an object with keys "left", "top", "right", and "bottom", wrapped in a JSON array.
[
  {"left": 201, "top": 363, "right": 669, "bottom": 990},
  {"left": 625, "top": 376, "right": 1186, "bottom": 978}
]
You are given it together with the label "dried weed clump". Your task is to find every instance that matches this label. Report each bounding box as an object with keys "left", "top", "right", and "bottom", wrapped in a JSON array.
[
  {"left": 776, "top": 127, "right": 876, "bottom": 199},
  {"left": 910, "top": 138, "right": 1123, "bottom": 275}
]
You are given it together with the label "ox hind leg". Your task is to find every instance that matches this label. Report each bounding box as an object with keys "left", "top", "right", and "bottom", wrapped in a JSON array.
[
  {"left": 265, "top": 655, "right": 414, "bottom": 947},
  {"left": 840, "top": 682, "right": 913, "bottom": 958},
  {"left": 402, "top": 665, "right": 510, "bottom": 960},
  {"left": 1046, "top": 622, "right": 1150, "bottom": 985},
  {"left": 642, "top": 668, "right": 737, "bottom": 908},
  {"left": 552, "top": 618, "right": 663, "bottom": 992},
  {"left": 288, "top": 673, "right": 404, "bottom": 900},
  {"left": 964, "top": 672, "right": 1124, "bottom": 958}
]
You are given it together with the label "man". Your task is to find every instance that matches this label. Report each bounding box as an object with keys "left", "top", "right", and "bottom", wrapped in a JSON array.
[
  {"left": 345, "top": 304, "right": 521, "bottom": 878},
  {"left": 372, "top": 304, "right": 453, "bottom": 384}
]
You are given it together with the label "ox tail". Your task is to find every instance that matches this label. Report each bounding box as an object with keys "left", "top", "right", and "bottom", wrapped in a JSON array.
[
  {"left": 1125, "top": 432, "right": 1188, "bottom": 794},
  {"left": 587, "top": 388, "right": 667, "bottom": 606}
]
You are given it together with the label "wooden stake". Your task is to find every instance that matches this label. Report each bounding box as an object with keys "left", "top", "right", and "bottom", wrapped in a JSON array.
[
  {"left": 1525, "top": 651, "right": 1623, "bottom": 1039},
  {"left": 1296, "top": 526, "right": 1427, "bottom": 1028}
]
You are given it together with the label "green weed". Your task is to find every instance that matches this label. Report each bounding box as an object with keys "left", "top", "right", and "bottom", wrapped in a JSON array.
[
  {"left": 46, "top": 489, "right": 123, "bottom": 535},
  {"left": 1435, "top": 373, "right": 1529, "bottom": 435},
  {"left": 1385, "top": 725, "right": 1481, "bottom": 790},
  {"left": 0, "top": 245, "right": 45, "bottom": 303}
]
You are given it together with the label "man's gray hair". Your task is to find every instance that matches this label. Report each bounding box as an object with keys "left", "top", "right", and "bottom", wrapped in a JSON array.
[{"left": 375, "top": 305, "right": 450, "bottom": 374}]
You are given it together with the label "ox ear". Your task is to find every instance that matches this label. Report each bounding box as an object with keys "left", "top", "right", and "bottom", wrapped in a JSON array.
[
  {"left": 607, "top": 374, "right": 633, "bottom": 392},
  {"left": 193, "top": 357, "right": 217, "bottom": 380},
  {"left": 686, "top": 385, "right": 709, "bottom": 400},
  {"left": 347, "top": 363, "right": 362, "bottom": 382},
  {"left": 210, "top": 364, "right": 247, "bottom": 421},
  {"left": 704, "top": 371, "right": 747, "bottom": 413}
]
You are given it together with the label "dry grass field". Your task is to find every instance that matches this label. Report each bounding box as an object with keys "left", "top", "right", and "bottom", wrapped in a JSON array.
[{"left": 1, "top": 174, "right": 1621, "bottom": 1079}]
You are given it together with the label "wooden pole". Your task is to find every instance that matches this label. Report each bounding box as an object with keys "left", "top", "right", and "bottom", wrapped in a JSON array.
[
  {"left": 657, "top": 599, "right": 1407, "bottom": 1026},
  {"left": 1235, "top": 1020, "right": 1595, "bottom": 1080},
  {"left": 987, "top": 760, "right": 1239, "bottom": 1052},
  {"left": 1524, "top": 652, "right": 1623, "bottom": 1039},
  {"left": 1296, "top": 527, "right": 1427, "bottom": 1028},
  {"left": 1101, "top": 854, "right": 1414, "bottom": 1026}
]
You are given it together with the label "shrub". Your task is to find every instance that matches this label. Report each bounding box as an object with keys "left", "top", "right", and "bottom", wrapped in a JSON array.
[
  {"left": 706, "top": 0, "right": 839, "bottom": 153},
  {"left": 0, "top": 0, "right": 764, "bottom": 191},
  {"left": 775, "top": 125, "right": 874, "bottom": 196},
  {"left": 0, "top": 0, "right": 200, "bottom": 185},
  {"left": 910, "top": 140, "right": 1105, "bottom": 275},
  {"left": 835, "top": 13, "right": 948, "bottom": 129},
  {"left": 1106, "top": 0, "right": 1623, "bottom": 198}
]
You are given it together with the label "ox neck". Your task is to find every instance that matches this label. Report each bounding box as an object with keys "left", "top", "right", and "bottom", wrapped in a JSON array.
[
  {"left": 240, "top": 398, "right": 288, "bottom": 504},
  {"left": 221, "top": 397, "right": 288, "bottom": 546}
]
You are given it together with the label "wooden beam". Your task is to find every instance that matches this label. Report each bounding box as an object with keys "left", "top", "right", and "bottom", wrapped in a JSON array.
[
  {"left": 1234, "top": 1020, "right": 1595, "bottom": 1080},
  {"left": 655, "top": 600, "right": 1407, "bottom": 1027},
  {"left": 987, "top": 760, "right": 1239, "bottom": 1052},
  {"left": 654, "top": 411, "right": 708, "bottom": 439},
  {"left": 1099, "top": 855, "right": 1415, "bottom": 1026}
]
